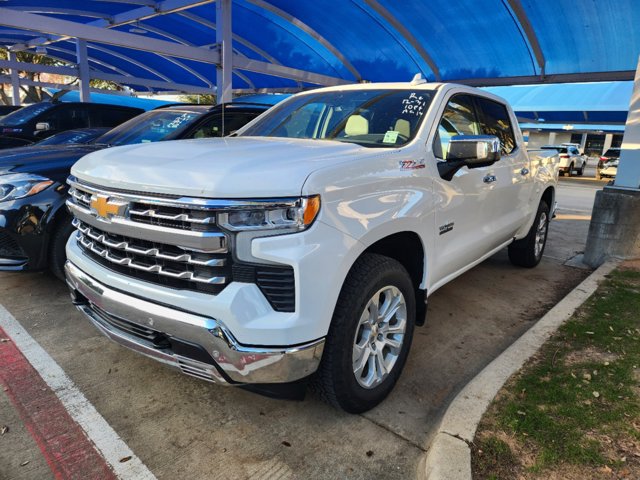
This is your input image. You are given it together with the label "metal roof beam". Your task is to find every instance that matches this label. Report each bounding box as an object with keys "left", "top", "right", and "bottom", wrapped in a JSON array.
[
  {"left": 361, "top": 0, "right": 441, "bottom": 81},
  {"left": 451, "top": 71, "right": 636, "bottom": 86},
  {"left": 0, "top": 58, "right": 78, "bottom": 76},
  {"left": 0, "top": 74, "right": 136, "bottom": 95},
  {"left": 504, "top": 0, "right": 546, "bottom": 75},
  {"left": 90, "top": 71, "right": 214, "bottom": 93},
  {"left": 232, "top": 56, "right": 351, "bottom": 86},
  {"left": 8, "top": 1, "right": 214, "bottom": 52},
  {"left": 244, "top": 0, "right": 362, "bottom": 82},
  {"left": 0, "top": 8, "right": 220, "bottom": 64}
]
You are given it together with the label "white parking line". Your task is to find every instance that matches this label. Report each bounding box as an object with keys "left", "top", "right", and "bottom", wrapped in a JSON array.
[{"left": 0, "top": 304, "right": 157, "bottom": 480}]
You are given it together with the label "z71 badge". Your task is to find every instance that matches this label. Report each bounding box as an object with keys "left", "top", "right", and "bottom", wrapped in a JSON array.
[
  {"left": 439, "top": 222, "right": 454, "bottom": 235},
  {"left": 399, "top": 159, "right": 425, "bottom": 170}
]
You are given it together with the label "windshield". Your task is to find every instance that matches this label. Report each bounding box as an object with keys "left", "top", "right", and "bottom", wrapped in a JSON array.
[
  {"left": 603, "top": 149, "right": 620, "bottom": 157},
  {"left": 239, "top": 89, "right": 434, "bottom": 148},
  {"left": 0, "top": 102, "right": 53, "bottom": 126},
  {"left": 35, "top": 129, "right": 105, "bottom": 146},
  {"left": 541, "top": 146, "right": 567, "bottom": 153},
  {"left": 94, "top": 109, "right": 203, "bottom": 146}
]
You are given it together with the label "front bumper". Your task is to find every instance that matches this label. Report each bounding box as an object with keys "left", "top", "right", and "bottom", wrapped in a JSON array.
[{"left": 65, "top": 261, "right": 325, "bottom": 385}]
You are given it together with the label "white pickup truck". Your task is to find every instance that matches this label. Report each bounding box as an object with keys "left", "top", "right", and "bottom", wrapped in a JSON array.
[{"left": 65, "top": 81, "right": 557, "bottom": 413}]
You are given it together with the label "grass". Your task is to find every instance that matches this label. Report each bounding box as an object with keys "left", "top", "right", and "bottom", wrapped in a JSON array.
[{"left": 472, "top": 265, "right": 640, "bottom": 479}]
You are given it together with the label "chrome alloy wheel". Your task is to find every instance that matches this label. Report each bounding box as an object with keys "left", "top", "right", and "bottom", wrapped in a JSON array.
[
  {"left": 534, "top": 211, "right": 548, "bottom": 259},
  {"left": 352, "top": 286, "right": 407, "bottom": 389}
]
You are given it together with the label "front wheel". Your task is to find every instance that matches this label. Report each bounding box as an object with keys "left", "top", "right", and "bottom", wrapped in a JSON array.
[
  {"left": 567, "top": 163, "right": 574, "bottom": 177},
  {"left": 577, "top": 163, "right": 585, "bottom": 176},
  {"left": 508, "top": 200, "right": 550, "bottom": 268},
  {"left": 311, "top": 253, "right": 415, "bottom": 413}
]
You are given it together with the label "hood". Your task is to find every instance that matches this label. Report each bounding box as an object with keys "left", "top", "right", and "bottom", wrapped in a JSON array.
[
  {"left": 0, "top": 144, "right": 104, "bottom": 182},
  {"left": 71, "top": 137, "right": 371, "bottom": 198}
]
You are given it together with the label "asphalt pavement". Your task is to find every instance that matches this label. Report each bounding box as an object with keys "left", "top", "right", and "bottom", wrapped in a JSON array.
[{"left": 0, "top": 175, "right": 603, "bottom": 480}]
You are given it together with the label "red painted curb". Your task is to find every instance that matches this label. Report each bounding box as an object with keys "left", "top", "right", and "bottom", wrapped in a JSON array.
[{"left": 0, "top": 327, "right": 117, "bottom": 480}]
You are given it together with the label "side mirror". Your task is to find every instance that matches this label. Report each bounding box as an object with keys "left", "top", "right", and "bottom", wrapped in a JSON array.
[
  {"left": 438, "top": 135, "right": 501, "bottom": 181},
  {"left": 35, "top": 122, "right": 50, "bottom": 132}
]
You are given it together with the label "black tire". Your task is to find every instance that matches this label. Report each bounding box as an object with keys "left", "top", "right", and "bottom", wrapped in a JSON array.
[
  {"left": 49, "top": 216, "right": 74, "bottom": 281},
  {"left": 508, "top": 200, "right": 550, "bottom": 268},
  {"left": 577, "top": 163, "right": 585, "bottom": 176},
  {"left": 311, "top": 253, "right": 416, "bottom": 413},
  {"left": 567, "top": 163, "right": 574, "bottom": 177}
]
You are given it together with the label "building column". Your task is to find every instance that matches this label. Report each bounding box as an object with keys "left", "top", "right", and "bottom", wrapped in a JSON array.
[
  {"left": 75, "top": 39, "right": 91, "bottom": 102},
  {"left": 548, "top": 132, "right": 556, "bottom": 145},
  {"left": 216, "top": 0, "right": 232, "bottom": 105},
  {"left": 603, "top": 134, "right": 613, "bottom": 155},
  {"left": 584, "top": 56, "right": 640, "bottom": 266},
  {"left": 580, "top": 133, "right": 587, "bottom": 153},
  {"left": 8, "top": 51, "right": 21, "bottom": 106}
]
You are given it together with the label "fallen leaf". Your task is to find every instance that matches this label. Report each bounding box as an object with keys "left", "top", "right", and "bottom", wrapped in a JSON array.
[
  {"left": 366, "top": 450, "right": 374, "bottom": 457},
  {"left": 281, "top": 441, "right": 291, "bottom": 447},
  {"left": 119, "top": 456, "right": 132, "bottom": 463},
  {"left": 20, "top": 461, "right": 29, "bottom": 467},
  {"left": 0, "top": 426, "right": 8, "bottom": 435},
  {"left": 599, "top": 465, "right": 612, "bottom": 474},
  {"left": 586, "top": 331, "right": 595, "bottom": 335},
  {"left": 0, "top": 338, "right": 9, "bottom": 343},
  {"left": 517, "top": 410, "right": 526, "bottom": 416},
  {"left": 593, "top": 391, "right": 600, "bottom": 398}
]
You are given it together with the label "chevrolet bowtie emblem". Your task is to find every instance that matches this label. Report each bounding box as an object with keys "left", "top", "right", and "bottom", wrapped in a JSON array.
[{"left": 90, "top": 194, "right": 127, "bottom": 219}]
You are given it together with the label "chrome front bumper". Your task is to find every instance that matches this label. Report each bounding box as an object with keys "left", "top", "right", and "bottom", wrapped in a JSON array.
[{"left": 65, "top": 261, "right": 324, "bottom": 385}]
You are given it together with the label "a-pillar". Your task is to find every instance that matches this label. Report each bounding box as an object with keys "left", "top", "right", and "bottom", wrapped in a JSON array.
[{"left": 584, "top": 56, "right": 640, "bottom": 266}]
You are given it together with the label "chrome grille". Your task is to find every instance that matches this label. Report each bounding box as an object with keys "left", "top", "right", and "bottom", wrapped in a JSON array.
[{"left": 75, "top": 219, "right": 228, "bottom": 289}]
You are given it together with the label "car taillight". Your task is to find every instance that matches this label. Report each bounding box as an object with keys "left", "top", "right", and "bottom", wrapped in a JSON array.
[
  {"left": 600, "top": 156, "right": 608, "bottom": 161},
  {"left": 559, "top": 154, "right": 569, "bottom": 158}
]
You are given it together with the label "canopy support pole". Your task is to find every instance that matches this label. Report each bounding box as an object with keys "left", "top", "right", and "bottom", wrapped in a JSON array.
[
  {"left": 75, "top": 38, "right": 91, "bottom": 102},
  {"left": 216, "top": 0, "right": 232, "bottom": 104},
  {"left": 8, "top": 51, "right": 21, "bottom": 106},
  {"left": 584, "top": 55, "right": 640, "bottom": 267}
]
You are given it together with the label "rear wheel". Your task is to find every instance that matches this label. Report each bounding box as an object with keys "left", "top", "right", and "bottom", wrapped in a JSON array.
[
  {"left": 49, "top": 216, "right": 74, "bottom": 281},
  {"left": 311, "top": 253, "right": 415, "bottom": 413},
  {"left": 567, "top": 163, "right": 574, "bottom": 177},
  {"left": 508, "top": 200, "right": 550, "bottom": 268},
  {"left": 577, "top": 162, "right": 585, "bottom": 176}
]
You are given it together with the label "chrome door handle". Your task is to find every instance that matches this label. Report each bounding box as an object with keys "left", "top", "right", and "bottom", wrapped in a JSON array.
[
  {"left": 521, "top": 168, "right": 530, "bottom": 176},
  {"left": 483, "top": 175, "right": 497, "bottom": 184}
]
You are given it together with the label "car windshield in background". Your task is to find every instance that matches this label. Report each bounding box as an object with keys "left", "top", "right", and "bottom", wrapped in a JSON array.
[
  {"left": 239, "top": 89, "right": 434, "bottom": 148},
  {"left": 35, "top": 129, "right": 107, "bottom": 146},
  {"left": 94, "top": 110, "right": 202, "bottom": 146},
  {"left": 541, "top": 146, "right": 567, "bottom": 153},
  {"left": 0, "top": 102, "right": 53, "bottom": 126},
  {"left": 603, "top": 148, "right": 621, "bottom": 158}
]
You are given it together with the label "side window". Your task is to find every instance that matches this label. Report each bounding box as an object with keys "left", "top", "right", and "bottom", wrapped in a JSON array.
[
  {"left": 90, "top": 107, "right": 139, "bottom": 127},
  {"left": 41, "top": 106, "right": 88, "bottom": 131},
  {"left": 475, "top": 97, "right": 516, "bottom": 155},
  {"left": 433, "top": 95, "right": 480, "bottom": 160}
]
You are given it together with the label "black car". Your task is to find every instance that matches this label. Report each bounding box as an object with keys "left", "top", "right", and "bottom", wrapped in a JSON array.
[
  {"left": 33, "top": 128, "right": 111, "bottom": 146},
  {"left": 0, "top": 102, "right": 275, "bottom": 279},
  {"left": 0, "top": 105, "right": 22, "bottom": 117},
  {"left": 0, "top": 101, "right": 144, "bottom": 149}
]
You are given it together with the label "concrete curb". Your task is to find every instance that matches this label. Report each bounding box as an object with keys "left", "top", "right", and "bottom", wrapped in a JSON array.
[{"left": 421, "top": 260, "right": 619, "bottom": 480}]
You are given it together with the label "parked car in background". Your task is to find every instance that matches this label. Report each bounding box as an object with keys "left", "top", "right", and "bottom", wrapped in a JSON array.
[
  {"left": 0, "top": 101, "right": 278, "bottom": 279},
  {"left": 597, "top": 147, "right": 621, "bottom": 179},
  {"left": 541, "top": 144, "right": 586, "bottom": 176},
  {"left": 0, "top": 101, "right": 144, "bottom": 149}
]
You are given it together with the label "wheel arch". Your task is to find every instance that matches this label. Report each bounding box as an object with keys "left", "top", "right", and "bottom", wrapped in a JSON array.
[{"left": 358, "top": 231, "right": 427, "bottom": 326}]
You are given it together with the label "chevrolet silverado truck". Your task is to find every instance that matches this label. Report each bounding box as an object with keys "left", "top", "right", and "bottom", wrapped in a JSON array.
[{"left": 65, "top": 81, "right": 557, "bottom": 413}]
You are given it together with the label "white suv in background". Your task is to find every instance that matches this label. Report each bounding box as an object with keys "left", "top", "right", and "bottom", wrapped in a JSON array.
[{"left": 542, "top": 144, "right": 587, "bottom": 176}]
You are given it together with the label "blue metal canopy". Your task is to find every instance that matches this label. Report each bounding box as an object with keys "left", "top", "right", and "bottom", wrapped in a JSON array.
[
  {"left": 485, "top": 81, "right": 634, "bottom": 125},
  {"left": 0, "top": 0, "right": 638, "bottom": 94}
]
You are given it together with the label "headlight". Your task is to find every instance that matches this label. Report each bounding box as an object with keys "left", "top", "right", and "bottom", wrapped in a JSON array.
[
  {"left": 218, "top": 195, "right": 321, "bottom": 233},
  {"left": 0, "top": 173, "right": 54, "bottom": 202}
]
